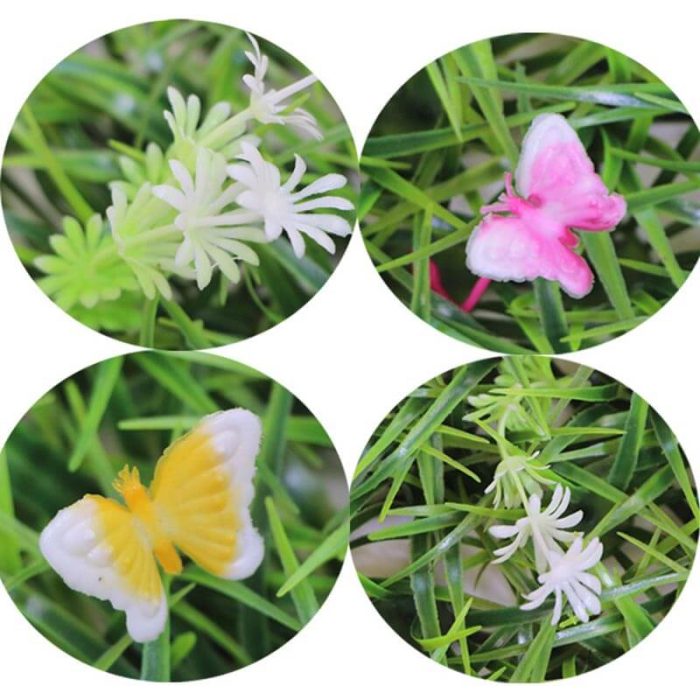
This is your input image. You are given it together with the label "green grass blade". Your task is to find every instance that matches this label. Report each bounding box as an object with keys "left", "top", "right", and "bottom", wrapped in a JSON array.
[
  {"left": 410, "top": 207, "right": 433, "bottom": 321},
  {"left": 94, "top": 634, "right": 133, "bottom": 672},
  {"left": 265, "top": 497, "right": 319, "bottom": 624},
  {"left": 276, "top": 521, "right": 348, "bottom": 597},
  {"left": 453, "top": 41, "right": 519, "bottom": 165},
  {"left": 68, "top": 355, "right": 123, "bottom": 472},
  {"left": 512, "top": 619, "right": 557, "bottom": 682},
  {"left": 170, "top": 632, "right": 197, "bottom": 670},
  {"left": 608, "top": 393, "right": 648, "bottom": 490},
  {"left": 534, "top": 279, "right": 571, "bottom": 353},
  {"left": 581, "top": 232, "right": 634, "bottom": 321},
  {"left": 180, "top": 566, "right": 301, "bottom": 631},
  {"left": 133, "top": 354, "right": 217, "bottom": 414},
  {"left": 650, "top": 411, "right": 699, "bottom": 521},
  {"left": 16, "top": 105, "right": 94, "bottom": 222},
  {"left": 410, "top": 534, "right": 444, "bottom": 663},
  {"left": 0, "top": 451, "right": 22, "bottom": 574},
  {"left": 261, "top": 383, "right": 293, "bottom": 476}
]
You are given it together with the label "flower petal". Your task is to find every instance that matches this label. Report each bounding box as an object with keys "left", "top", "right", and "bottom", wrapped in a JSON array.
[{"left": 292, "top": 173, "right": 347, "bottom": 201}]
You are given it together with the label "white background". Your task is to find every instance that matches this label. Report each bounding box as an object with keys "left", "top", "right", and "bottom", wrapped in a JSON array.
[{"left": 1, "top": 0, "right": 699, "bottom": 696}]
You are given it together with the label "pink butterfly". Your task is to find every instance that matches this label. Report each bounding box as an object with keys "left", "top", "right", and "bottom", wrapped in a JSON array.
[{"left": 465, "top": 113, "right": 626, "bottom": 301}]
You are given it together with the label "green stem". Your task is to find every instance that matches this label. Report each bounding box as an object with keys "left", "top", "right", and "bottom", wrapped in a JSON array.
[{"left": 140, "top": 577, "right": 171, "bottom": 681}]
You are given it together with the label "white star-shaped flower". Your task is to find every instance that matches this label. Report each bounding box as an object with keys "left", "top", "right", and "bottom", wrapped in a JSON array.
[
  {"left": 489, "top": 484, "right": 583, "bottom": 572},
  {"left": 243, "top": 33, "right": 321, "bottom": 139},
  {"left": 521, "top": 535, "right": 603, "bottom": 625},
  {"left": 153, "top": 148, "right": 264, "bottom": 289},
  {"left": 228, "top": 142, "right": 353, "bottom": 258}
]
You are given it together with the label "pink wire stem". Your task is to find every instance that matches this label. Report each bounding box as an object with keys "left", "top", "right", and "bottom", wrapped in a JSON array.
[
  {"left": 460, "top": 276, "right": 491, "bottom": 313},
  {"left": 429, "top": 260, "right": 491, "bottom": 313}
]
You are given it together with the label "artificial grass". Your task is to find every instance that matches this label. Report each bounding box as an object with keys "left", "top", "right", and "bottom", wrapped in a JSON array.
[
  {"left": 1, "top": 20, "right": 357, "bottom": 350},
  {"left": 0, "top": 351, "right": 348, "bottom": 681},
  {"left": 360, "top": 33, "right": 699, "bottom": 353},
  {"left": 351, "top": 355, "right": 698, "bottom": 681}
]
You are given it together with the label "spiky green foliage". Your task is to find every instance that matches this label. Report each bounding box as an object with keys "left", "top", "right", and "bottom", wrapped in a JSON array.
[{"left": 351, "top": 356, "right": 698, "bottom": 681}]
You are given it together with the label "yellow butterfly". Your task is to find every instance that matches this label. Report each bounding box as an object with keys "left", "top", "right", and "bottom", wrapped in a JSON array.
[{"left": 39, "top": 408, "right": 264, "bottom": 642}]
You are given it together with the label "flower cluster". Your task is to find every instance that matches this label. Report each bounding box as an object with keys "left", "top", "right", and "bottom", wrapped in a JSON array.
[
  {"left": 486, "top": 459, "right": 604, "bottom": 625},
  {"left": 36, "top": 34, "right": 353, "bottom": 313}
]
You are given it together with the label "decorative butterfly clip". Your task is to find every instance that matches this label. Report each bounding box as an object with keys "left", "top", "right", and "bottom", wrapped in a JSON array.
[
  {"left": 465, "top": 113, "right": 626, "bottom": 300},
  {"left": 39, "top": 409, "right": 264, "bottom": 643}
]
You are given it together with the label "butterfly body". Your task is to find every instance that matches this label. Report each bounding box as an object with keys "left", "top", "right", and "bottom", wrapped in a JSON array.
[
  {"left": 466, "top": 113, "right": 626, "bottom": 298},
  {"left": 39, "top": 408, "right": 264, "bottom": 642}
]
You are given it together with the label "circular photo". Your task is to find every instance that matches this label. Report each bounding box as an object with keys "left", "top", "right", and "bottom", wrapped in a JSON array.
[
  {"left": 360, "top": 33, "right": 699, "bottom": 353},
  {"left": 350, "top": 355, "right": 697, "bottom": 682},
  {"left": 0, "top": 351, "right": 348, "bottom": 681},
  {"left": 2, "top": 20, "right": 357, "bottom": 350}
]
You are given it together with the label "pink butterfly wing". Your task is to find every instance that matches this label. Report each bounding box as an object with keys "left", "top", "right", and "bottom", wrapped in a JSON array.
[
  {"left": 467, "top": 213, "right": 594, "bottom": 299},
  {"left": 515, "top": 113, "right": 626, "bottom": 231}
]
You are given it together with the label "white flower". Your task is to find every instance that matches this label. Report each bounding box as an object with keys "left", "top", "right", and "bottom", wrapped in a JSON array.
[
  {"left": 153, "top": 148, "right": 264, "bottom": 289},
  {"left": 489, "top": 484, "right": 582, "bottom": 572},
  {"left": 243, "top": 33, "right": 321, "bottom": 139},
  {"left": 484, "top": 454, "right": 554, "bottom": 509},
  {"left": 521, "top": 536, "right": 603, "bottom": 625},
  {"left": 228, "top": 142, "right": 353, "bottom": 258}
]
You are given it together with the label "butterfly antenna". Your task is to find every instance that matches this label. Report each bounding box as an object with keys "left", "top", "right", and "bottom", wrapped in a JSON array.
[
  {"left": 113, "top": 465, "right": 142, "bottom": 497},
  {"left": 504, "top": 171, "right": 515, "bottom": 198}
]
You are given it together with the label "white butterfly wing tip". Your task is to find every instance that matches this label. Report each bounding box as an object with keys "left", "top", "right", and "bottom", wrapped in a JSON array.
[
  {"left": 125, "top": 595, "right": 168, "bottom": 643},
  {"left": 203, "top": 408, "right": 262, "bottom": 463},
  {"left": 39, "top": 498, "right": 101, "bottom": 595},
  {"left": 222, "top": 524, "right": 265, "bottom": 580},
  {"left": 465, "top": 217, "right": 529, "bottom": 284},
  {"left": 516, "top": 113, "right": 580, "bottom": 196}
]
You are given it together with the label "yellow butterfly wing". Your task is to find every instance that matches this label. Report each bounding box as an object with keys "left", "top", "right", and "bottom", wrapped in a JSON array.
[
  {"left": 150, "top": 408, "right": 264, "bottom": 579},
  {"left": 39, "top": 495, "right": 166, "bottom": 642}
]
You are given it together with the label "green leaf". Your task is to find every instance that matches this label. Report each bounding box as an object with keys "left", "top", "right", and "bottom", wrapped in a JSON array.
[
  {"left": 170, "top": 632, "right": 197, "bottom": 670},
  {"left": 181, "top": 566, "right": 301, "bottom": 631},
  {"left": 68, "top": 355, "right": 123, "bottom": 472},
  {"left": 460, "top": 77, "right": 680, "bottom": 111},
  {"left": 14, "top": 104, "right": 95, "bottom": 222},
  {"left": 410, "top": 534, "right": 443, "bottom": 664},
  {"left": 534, "top": 279, "right": 570, "bottom": 353},
  {"left": 265, "top": 497, "right": 319, "bottom": 625},
  {"left": 608, "top": 393, "right": 648, "bottom": 490},
  {"left": 0, "top": 451, "right": 21, "bottom": 575},
  {"left": 276, "top": 521, "right": 348, "bottom": 597},
  {"left": 581, "top": 232, "right": 633, "bottom": 321},
  {"left": 94, "top": 634, "right": 133, "bottom": 672},
  {"left": 363, "top": 102, "right": 575, "bottom": 159},
  {"left": 510, "top": 618, "right": 556, "bottom": 682},
  {"left": 651, "top": 410, "right": 699, "bottom": 521},
  {"left": 133, "top": 353, "right": 217, "bottom": 414},
  {"left": 410, "top": 207, "right": 433, "bottom": 321},
  {"left": 453, "top": 41, "right": 519, "bottom": 165},
  {"left": 260, "top": 383, "right": 293, "bottom": 476}
]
